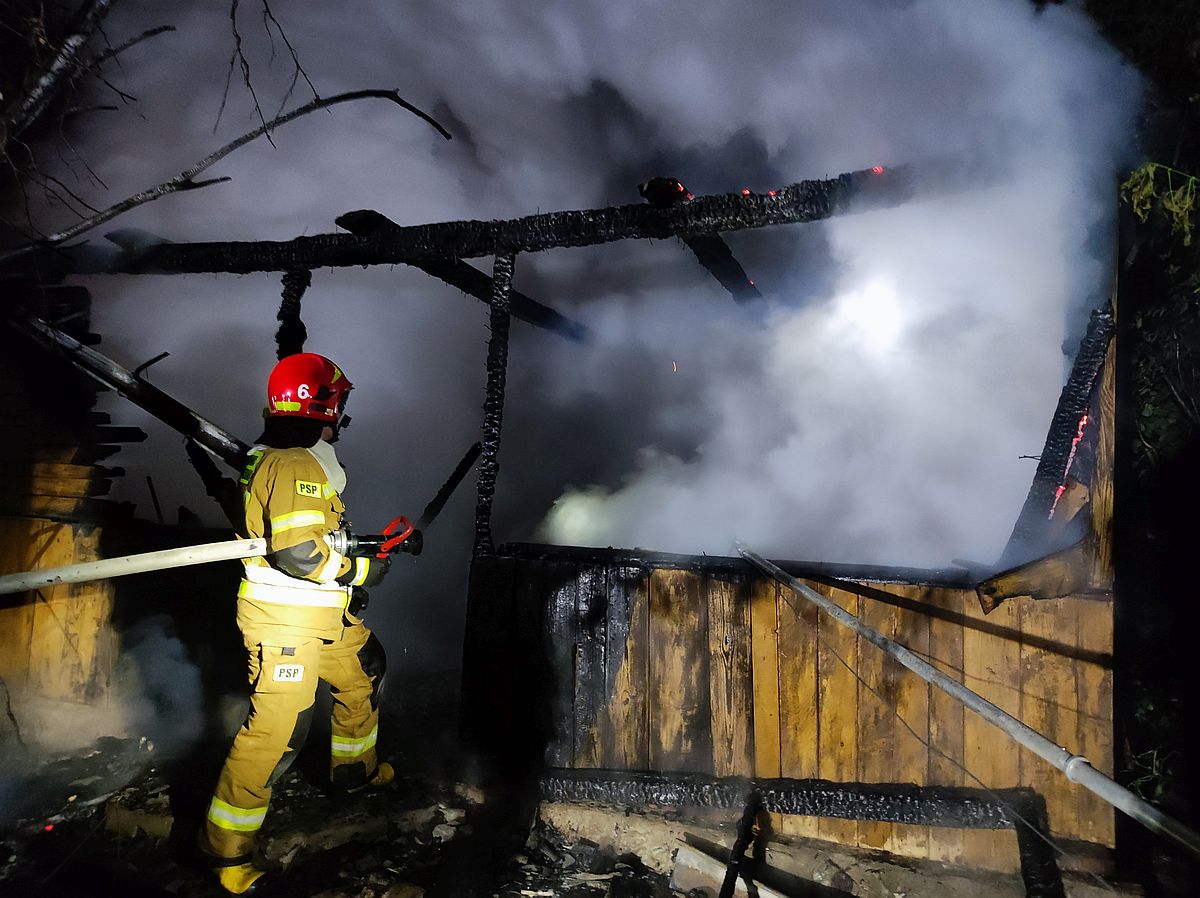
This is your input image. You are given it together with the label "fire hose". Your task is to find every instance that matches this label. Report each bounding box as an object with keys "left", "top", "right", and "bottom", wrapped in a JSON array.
[{"left": 0, "top": 442, "right": 482, "bottom": 597}]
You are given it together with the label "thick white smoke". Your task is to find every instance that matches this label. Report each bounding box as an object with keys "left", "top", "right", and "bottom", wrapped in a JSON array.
[{"left": 30, "top": 1, "right": 1139, "bottom": 669}]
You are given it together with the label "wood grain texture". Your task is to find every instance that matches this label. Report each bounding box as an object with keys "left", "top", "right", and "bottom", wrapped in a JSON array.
[
  {"left": 925, "top": 588, "right": 967, "bottom": 864},
  {"left": 1075, "top": 596, "right": 1115, "bottom": 846},
  {"left": 574, "top": 564, "right": 608, "bottom": 767},
  {"left": 750, "top": 577, "right": 781, "bottom": 780},
  {"left": 1090, "top": 334, "right": 1116, "bottom": 588},
  {"left": 776, "top": 576, "right": 821, "bottom": 840},
  {"left": 647, "top": 569, "right": 710, "bottom": 773},
  {"left": 856, "top": 587, "right": 896, "bottom": 850},
  {"left": 705, "top": 573, "right": 753, "bottom": 776},
  {"left": 888, "top": 585, "right": 931, "bottom": 858},
  {"left": 816, "top": 583, "right": 858, "bottom": 846},
  {"left": 598, "top": 565, "right": 649, "bottom": 770},
  {"left": 962, "top": 595, "right": 1022, "bottom": 871},
  {"left": 1020, "top": 597, "right": 1081, "bottom": 839}
]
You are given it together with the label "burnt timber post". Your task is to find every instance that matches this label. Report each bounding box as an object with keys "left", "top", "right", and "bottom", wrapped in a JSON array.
[{"left": 474, "top": 253, "right": 516, "bottom": 558}]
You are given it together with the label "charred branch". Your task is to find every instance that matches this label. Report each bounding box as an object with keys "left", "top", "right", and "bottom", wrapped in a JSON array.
[
  {"left": 999, "top": 304, "right": 1115, "bottom": 568},
  {"left": 21, "top": 165, "right": 910, "bottom": 277},
  {"left": 0, "top": 88, "right": 451, "bottom": 265},
  {"left": 336, "top": 209, "right": 588, "bottom": 341}
]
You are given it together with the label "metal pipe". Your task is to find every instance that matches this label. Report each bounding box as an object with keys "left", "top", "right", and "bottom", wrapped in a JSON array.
[
  {"left": 0, "top": 538, "right": 266, "bottom": 596},
  {"left": 736, "top": 542, "right": 1200, "bottom": 862}
]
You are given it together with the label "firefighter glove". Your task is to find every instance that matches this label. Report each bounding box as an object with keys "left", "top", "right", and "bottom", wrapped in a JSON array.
[
  {"left": 336, "top": 554, "right": 389, "bottom": 588},
  {"left": 398, "top": 529, "right": 423, "bottom": 556},
  {"left": 348, "top": 586, "right": 370, "bottom": 616}
]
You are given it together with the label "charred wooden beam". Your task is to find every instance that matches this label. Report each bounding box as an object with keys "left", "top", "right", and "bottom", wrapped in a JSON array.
[
  {"left": 5, "top": 313, "right": 250, "bottom": 469},
  {"left": 977, "top": 540, "right": 1096, "bottom": 611},
  {"left": 541, "top": 769, "right": 1064, "bottom": 898},
  {"left": 638, "top": 177, "right": 761, "bottom": 301},
  {"left": 474, "top": 253, "right": 516, "bottom": 558},
  {"left": 999, "top": 304, "right": 1115, "bottom": 570},
  {"left": 336, "top": 210, "right": 588, "bottom": 341},
  {"left": 26, "top": 165, "right": 910, "bottom": 277},
  {"left": 681, "top": 232, "right": 762, "bottom": 301}
]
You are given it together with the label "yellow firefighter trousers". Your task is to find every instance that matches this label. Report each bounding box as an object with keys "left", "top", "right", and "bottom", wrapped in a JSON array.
[{"left": 201, "top": 619, "right": 383, "bottom": 862}]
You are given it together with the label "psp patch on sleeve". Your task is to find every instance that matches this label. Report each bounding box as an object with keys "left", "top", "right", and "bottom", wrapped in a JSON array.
[
  {"left": 295, "top": 480, "right": 323, "bottom": 498},
  {"left": 273, "top": 663, "right": 305, "bottom": 682}
]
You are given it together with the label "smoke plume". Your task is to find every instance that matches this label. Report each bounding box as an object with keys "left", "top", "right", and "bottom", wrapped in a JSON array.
[{"left": 30, "top": 0, "right": 1139, "bottom": 670}]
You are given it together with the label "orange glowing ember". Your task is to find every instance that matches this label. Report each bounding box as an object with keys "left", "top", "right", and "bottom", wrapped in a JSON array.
[
  {"left": 871, "top": 166, "right": 885, "bottom": 174},
  {"left": 740, "top": 188, "right": 751, "bottom": 196},
  {"left": 1048, "top": 412, "right": 1090, "bottom": 518}
]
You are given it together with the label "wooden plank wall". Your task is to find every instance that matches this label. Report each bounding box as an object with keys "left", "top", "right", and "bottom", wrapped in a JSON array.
[
  {"left": 0, "top": 518, "right": 117, "bottom": 710},
  {"left": 469, "top": 553, "right": 1115, "bottom": 873}
]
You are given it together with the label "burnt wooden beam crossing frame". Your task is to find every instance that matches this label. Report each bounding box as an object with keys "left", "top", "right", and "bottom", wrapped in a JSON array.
[
  {"left": 4, "top": 165, "right": 911, "bottom": 573},
  {"left": 540, "top": 769, "right": 1065, "bottom": 898},
  {"left": 25, "top": 165, "right": 910, "bottom": 276}
]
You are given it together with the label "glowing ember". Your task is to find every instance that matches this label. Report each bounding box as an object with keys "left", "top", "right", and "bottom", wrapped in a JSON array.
[
  {"left": 871, "top": 165, "right": 885, "bottom": 174},
  {"left": 767, "top": 189, "right": 777, "bottom": 197},
  {"left": 740, "top": 188, "right": 751, "bottom": 196},
  {"left": 44, "top": 824, "right": 54, "bottom": 832},
  {"left": 1048, "top": 412, "right": 1090, "bottom": 518}
]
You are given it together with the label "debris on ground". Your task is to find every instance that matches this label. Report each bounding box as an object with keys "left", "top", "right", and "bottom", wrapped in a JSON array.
[{"left": 494, "top": 818, "right": 675, "bottom": 898}]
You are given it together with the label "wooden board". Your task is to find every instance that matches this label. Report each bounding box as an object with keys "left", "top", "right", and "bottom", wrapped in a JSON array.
[
  {"left": 1090, "top": 331, "right": 1116, "bottom": 588},
  {"left": 541, "top": 560, "right": 579, "bottom": 768},
  {"left": 925, "top": 588, "right": 967, "bottom": 864},
  {"left": 1020, "top": 598, "right": 1081, "bottom": 840},
  {"left": 856, "top": 586, "right": 897, "bottom": 850},
  {"left": 573, "top": 564, "right": 609, "bottom": 768},
  {"left": 888, "top": 586, "right": 931, "bottom": 858},
  {"left": 705, "top": 572, "right": 753, "bottom": 776},
  {"left": 1075, "top": 596, "right": 1115, "bottom": 846},
  {"left": 961, "top": 594, "right": 1023, "bottom": 871},
  {"left": 598, "top": 564, "right": 649, "bottom": 770},
  {"left": 816, "top": 582, "right": 859, "bottom": 846},
  {"left": 776, "top": 576, "right": 820, "bottom": 840},
  {"left": 647, "top": 569, "right": 711, "bottom": 773},
  {"left": 750, "top": 578, "right": 780, "bottom": 780}
]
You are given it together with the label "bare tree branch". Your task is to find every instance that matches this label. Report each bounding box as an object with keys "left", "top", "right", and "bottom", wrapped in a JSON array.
[
  {"left": 81, "top": 24, "right": 175, "bottom": 74},
  {"left": 2, "top": 0, "right": 115, "bottom": 142},
  {"left": 261, "top": 0, "right": 319, "bottom": 115},
  {"left": 0, "top": 88, "right": 452, "bottom": 265},
  {"left": 227, "top": 0, "right": 274, "bottom": 147}
]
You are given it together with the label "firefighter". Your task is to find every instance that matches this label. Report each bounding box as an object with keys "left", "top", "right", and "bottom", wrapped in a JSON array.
[{"left": 200, "top": 353, "right": 394, "bottom": 894}]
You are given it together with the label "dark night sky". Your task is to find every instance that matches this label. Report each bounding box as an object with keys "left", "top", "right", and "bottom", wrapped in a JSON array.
[{"left": 28, "top": 0, "right": 1140, "bottom": 675}]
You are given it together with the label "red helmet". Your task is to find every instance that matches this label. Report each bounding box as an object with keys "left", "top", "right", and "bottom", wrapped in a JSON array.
[{"left": 266, "top": 353, "right": 352, "bottom": 421}]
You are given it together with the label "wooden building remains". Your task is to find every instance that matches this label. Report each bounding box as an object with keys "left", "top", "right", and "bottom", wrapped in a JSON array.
[{"left": 461, "top": 292, "right": 1120, "bottom": 874}]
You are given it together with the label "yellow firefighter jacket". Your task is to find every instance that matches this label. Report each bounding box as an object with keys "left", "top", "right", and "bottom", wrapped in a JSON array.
[{"left": 236, "top": 442, "right": 373, "bottom": 640}]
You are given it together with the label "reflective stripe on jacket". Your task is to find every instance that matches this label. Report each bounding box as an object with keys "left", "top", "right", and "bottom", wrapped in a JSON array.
[{"left": 237, "top": 445, "right": 353, "bottom": 639}]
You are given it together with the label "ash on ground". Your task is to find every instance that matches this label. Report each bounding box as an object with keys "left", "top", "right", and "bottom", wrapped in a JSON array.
[{"left": 0, "top": 734, "right": 680, "bottom": 898}]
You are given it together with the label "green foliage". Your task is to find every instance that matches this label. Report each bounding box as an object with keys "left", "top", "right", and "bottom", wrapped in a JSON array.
[
  {"left": 1131, "top": 260, "right": 1200, "bottom": 477},
  {"left": 1125, "top": 746, "right": 1182, "bottom": 804},
  {"left": 1121, "top": 163, "right": 1198, "bottom": 246}
]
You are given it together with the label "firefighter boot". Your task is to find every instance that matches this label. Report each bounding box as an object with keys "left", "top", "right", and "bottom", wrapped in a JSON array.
[{"left": 215, "top": 862, "right": 270, "bottom": 895}]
